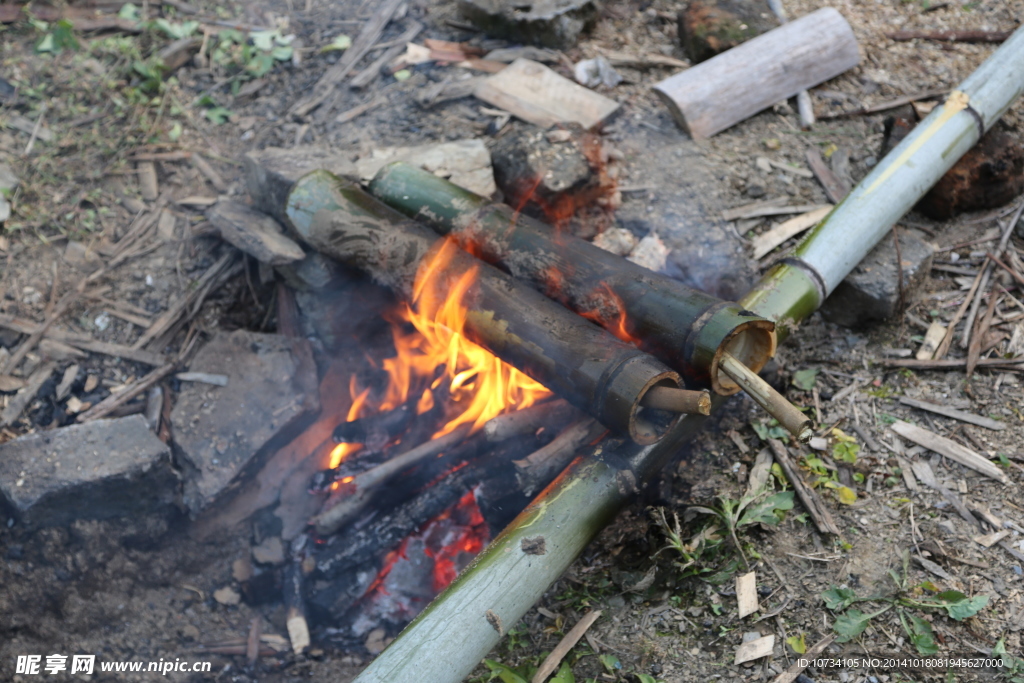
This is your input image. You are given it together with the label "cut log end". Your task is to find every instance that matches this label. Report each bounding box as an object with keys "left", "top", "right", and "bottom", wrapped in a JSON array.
[{"left": 639, "top": 386, "right": 712, "bottom": 415}]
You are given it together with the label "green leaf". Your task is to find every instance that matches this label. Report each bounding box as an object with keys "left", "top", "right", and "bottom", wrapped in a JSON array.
[
  {"left": 271, "top": 45, "right": 293, "bottom": 61},
  {"left": 35, "top": 33, "right": 55, "bottom": 53},
  {"left": 51, "top": 19, "right": 80, "bottom": 52},
  {"left": 483, "top": 660, "right": 527, "bottom": 683},
  {"left": 907, "top": 614, "right": 938, "bottom": 655},
  {"left": 634, "top": 675, "right": 661, "bottom": 683},
  {"left": 836, "top": 485, "right": 857, "bottom": 505},
  {"left": 751, "top": 420, "right": 769, "bottom": 441},
  {"left": 833, "top": 606, "right": 890, "bottom": 642},
  {"left": 167, "top": 122, "right": 182, "bottom": 141},
  {"left": 792, "top": 368, "right": 819, "bottom": 391},
  {"left": 246, "top": 52, "right": 275, "bottom": 77},
  {"left": 322, "top": 34, "right": 352, "bottom": 52},
  {"left": 118, "top": 3, "right": 140, "bottom": 20},
  {"left": 821, "top": 586, "right": 859, "bottom": 611},
  {"left": 786, "top": 633, "right": 807, "bottom": 654},
  {"left": 151, "top": 18, "right": 198, "bottom": 39},
  {"left": 250, "top": 29, "right": 277, "bottom": 51},
  {"left": 203, "top": 106, "right": 233, "bottom": 124},
  {"left": 833, "top": 441, "right": 860, "bottom": 464},
  {"left": 599, "top": 654, "right": 621, "bottom": 674},
  {"left": 394, "top": 68, "right": 412, "bottom": 81},
  {"left": 943, "top": 594, "right": 987, "bottom": 621},
  {"left": 738, "top": 491, "right": 795, "bottom": 527},
  {"left": 551, "top": 662, "right": 575, "bottom": 683}
]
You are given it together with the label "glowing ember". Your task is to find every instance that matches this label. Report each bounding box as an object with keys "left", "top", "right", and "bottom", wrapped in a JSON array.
[
  {"left": 351, "top": 488, "right": 490, "bottom": 636},
  {"left": 329, "top": 238, "right": 551, "bottom": 468}
]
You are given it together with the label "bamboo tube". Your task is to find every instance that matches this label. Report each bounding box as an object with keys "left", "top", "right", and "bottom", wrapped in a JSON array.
[
  {"left": 366, "top": 164, "right": 776, "bottom": 396},
  {"left": 287, "top": 172, "right": 689, "bottom": 444},
  {"left": 352, "top": 28, "right": 1024, "bottom": 683}
]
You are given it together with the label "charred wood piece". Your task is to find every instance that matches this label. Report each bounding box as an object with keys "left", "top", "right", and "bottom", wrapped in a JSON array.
[{"left": 332, "top": 400, "right": 415, "bottom": 448}]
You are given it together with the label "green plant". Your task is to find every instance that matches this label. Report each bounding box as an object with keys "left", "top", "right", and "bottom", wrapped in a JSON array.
[
  {"left": 751, "top": 418, "right": 789, "bottom": 443},
  {"left": 687, "top": 488, "right": 794, "bottom": 570},
  {"left": 210, "top": 27, "right": 293, "bottom": 91},
  {"left": 822, "top": 551, "right": 989, "bottom": 654}
]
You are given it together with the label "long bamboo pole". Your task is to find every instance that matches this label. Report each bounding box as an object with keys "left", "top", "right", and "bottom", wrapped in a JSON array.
[{"left": 351, "top": 28, "right": 1024, "bottom": 683}]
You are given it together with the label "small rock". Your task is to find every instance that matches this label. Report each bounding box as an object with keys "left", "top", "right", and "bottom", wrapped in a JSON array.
[
  {"left": 243, "top": 145, "right": 358, "bottom": 228},
  {"left": 573, "top": 56, "right": 622, "bottom": 88},
  {"left": 252, "top": 536, "right": 286, "bottom": 565},
  {"left": 0, "top": 162, "right": 19, "bottom": 196},
  {"left": 232, "top": 556, "right": 254, "bottom": 582},
  {"left": 355, "top": 139, "right": 496, "bottom": 197},
  {"left": 213, "top": 586, "right": 241, "bottom": 606},
  {"left": 0, "top": 415, "right": 176, "bottom": 528},
  {"left": 820, "top": 230, "right": 934, "bottom": 327},
  {"left": 627, "top": 233, "right": 669, "bottom": 272},
  {"left": 592, "top": 227, "right": 638, "bottom": 256},
  {"left": 678, "top": 0, "right": 779, "bottom": 63},
  {"left": 490, "top": 123, "right": 600, "bottom": 213},
  {"left": 458, "top": 0, "right": 597, "bottom": 49},
  {"left": 364, "top": 627, "right": 390, "bottom": 654},
  {"left": 206, "top": 198, "right": 305, "bottom": 265},
  {"left": 917, "top": 129, "right": 1024, "bottom": 220},
  {"left": 172, "top": 331, "right": 319, "bottom": 514},
  {"left": 741, "top": 631, "right": 762, "bottom": 643},
  {"left": 746, "top": 184, "right": 766, "bottom": 198}
]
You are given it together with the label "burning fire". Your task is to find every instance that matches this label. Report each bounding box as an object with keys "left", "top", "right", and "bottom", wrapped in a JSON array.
[{"left": 329, "top": 238, "right": 551, "bottom": 468}]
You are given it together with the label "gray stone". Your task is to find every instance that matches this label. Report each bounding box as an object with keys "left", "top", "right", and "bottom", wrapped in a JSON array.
[
  {"left": 0, "top": 415, "right": 177, "bottom": 527},
  {"left": 491, "top": 123, "right": 597, "bottom": 212},
  {"left": 275, "top": 252, "right": 347, "bottom": 291},
  {"left": 820, "top": 231, "right": 935, "bottom": 327},
  {"left": 171, "top": 331, "right": 319, "bottom": 514},
  {"left": 206, "top": 198, "right": 306, "bottom": 265},
  {"left": 252, "top": 535, "right": 286, "bottom": 565},
  {"left": 0, "top": 162, "right": 19, "bottom": 196},
  {"left": 242, "top": 145, "right": 357, "bottom": 229},
  {"left": 458, "top": 0, "right": 597, "bottom": 49}
]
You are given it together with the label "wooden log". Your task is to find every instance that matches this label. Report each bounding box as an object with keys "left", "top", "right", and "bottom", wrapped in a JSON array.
[
  {"left": 653, "top": 8, "right": 859, "bottom": 139},
  {"left": 513, "top": 417, "right": 605, "bottom": 497},
  {"left": 482, "top": 399, "right": 578, "bottom": 442}
]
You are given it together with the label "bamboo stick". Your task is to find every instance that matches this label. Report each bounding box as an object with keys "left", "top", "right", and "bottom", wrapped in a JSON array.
[
  {"left": 350, "top": 27, "right": 1024, "bottom": 683},
  {"left": 719, "top": 353, "right": 811, "bottom": 442}
]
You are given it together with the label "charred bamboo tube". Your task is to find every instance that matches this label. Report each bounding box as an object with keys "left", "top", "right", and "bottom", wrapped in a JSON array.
[
  {"left": 352, "top": 29, "right": 1024, "bottom": 683},
  {"left": 287, "top": 171, "right": 689, "bottom": 444},
  {"left": 367, "top": 163, "right": 776, "bottom": 396},
  {"left": 719, "top": 353, "right": 811, "bottom": 441}
]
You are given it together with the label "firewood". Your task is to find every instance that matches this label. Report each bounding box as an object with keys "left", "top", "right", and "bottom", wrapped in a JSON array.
[
  {"left": 283, "top": 561, "right": 310, "bottom": 655},
  {"left": 653, "top": 8, "right": 859, "bottom": 139},
  {"left": 514, "top": 418, "right": 604, "bottom": 497},
  {"left": 482, "top": 399, "right": 578, "bottom": 442},
  {"left": 76, "top": 362, "right": 177, "bottom": 423},
  {"left": 313, "top": 424, "right": 474, "bottom": 536}
]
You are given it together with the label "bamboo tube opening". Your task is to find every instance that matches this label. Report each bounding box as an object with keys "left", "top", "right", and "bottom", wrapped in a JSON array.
[
  {"left": 710, "top": 320, "right": 777, "bottom": 395},
  {"left": 630, "top": 374, "right": 685, "bottom": 445}
]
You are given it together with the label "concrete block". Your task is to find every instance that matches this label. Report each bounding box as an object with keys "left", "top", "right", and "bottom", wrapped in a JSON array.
[
  {"left": 171, "top": 331, "right": 319, "bottom": 514},
  {"left": 0, "top": 415, "right": 176, "bottom": 527}
]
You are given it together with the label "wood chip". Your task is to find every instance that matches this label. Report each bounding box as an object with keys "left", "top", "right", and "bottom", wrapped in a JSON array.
[
  {"left": 531, "top": 610, "right": 602, "bottom": 683},
  {"left": 805, "top": 148, "right": 850, "bottom": 202},
  {"left": 176, "top": 196, "right": 219, "bottom": 208},
  {"left": 745, "top": 448, "right": 774, "bottom": 497},
  {"left": 890, "top": 420, "right": 1009, "bottom": 483},
  {"left": 916, "top": 321, "right": 946, "bottom": 360},
  {"left": 736, "top": 571, "right": 759, "bottom": 618},
  {"left": 916, "top": 554, "right": 954, "bottom": 580},
  {"left": 910, "top": 460, "right": 938, "bottom": 488},
  {"left": 176, "top": 371, "right": 229, "bottom": 386},
  {"left": 974, "top": 530, "right": 1010, "bottom": 548},
  {"left": 897, "top": 397, "right": 1005, "bottom": 431},
  {"left": 0, "top": 375, "right": 26, "bottom": 392},
  {"left": 734, "top": 634, "right": 774, "bottom": 665},
  {"left": 0, "top": 361, "right": 57, "bottom": 428},
  {"left": 474, "top": 58, "right": 620, "bottom": 129},
  {"left": 137, "top": 161, "right": 159, "bottom": 201},
  {"left": 752, "top": 206, "right": 832, "bottom": 260},
  {"left": 896, "top": 456, "right": 918, "bottom": 492}
]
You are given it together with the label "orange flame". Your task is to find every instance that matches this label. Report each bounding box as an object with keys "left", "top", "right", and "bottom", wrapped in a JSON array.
[{"left": 328, "top": 238, "right": 551, "bottom": 468}]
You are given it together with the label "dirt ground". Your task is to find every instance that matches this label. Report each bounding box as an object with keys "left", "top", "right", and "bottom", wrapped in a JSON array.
[{"left": 1, "top": 0, "right": 1024, "bottom": 681}]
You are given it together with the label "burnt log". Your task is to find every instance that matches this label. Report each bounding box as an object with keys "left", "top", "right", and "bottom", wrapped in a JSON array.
[
  {"left": 368, "top": 163, "right": 776, "bottom": 395},
  {"left": 287, "top": 171, "right": 687, "bottom": 445}
]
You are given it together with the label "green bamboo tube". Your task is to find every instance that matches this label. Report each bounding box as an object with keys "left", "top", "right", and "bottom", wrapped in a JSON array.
[
  {"left": 352, "top": 26, "right": 1024, "bottom": 683},
  {"left": 367, "top": 164, "right": 776, "bottom": 396},
  {"left": 287, "top": 171, "right": 688, "bottom": 445}
]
